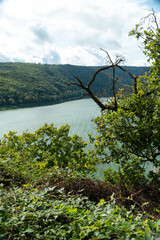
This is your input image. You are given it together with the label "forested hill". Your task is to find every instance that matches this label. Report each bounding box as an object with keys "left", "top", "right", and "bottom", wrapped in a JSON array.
[{"left": 0, "top": 62, "right": 149, "bottom": 109}]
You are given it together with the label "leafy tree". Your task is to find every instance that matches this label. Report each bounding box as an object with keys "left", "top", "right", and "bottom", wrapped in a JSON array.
[
  {"left": 70, "top": 11, "right": 160, "bottom": 186},
  {"left": 96, "top": 12, "right": 160, "bottom": 185},
  {"left": 0, "top": 123, "right": 95, "bottom": 183}
]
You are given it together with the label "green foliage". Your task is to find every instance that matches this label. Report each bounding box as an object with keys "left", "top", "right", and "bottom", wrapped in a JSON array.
[
  {"left": 0, "top": 62, "right": 148, "bottom": 109},
  {"left": 0, "top": 186, "right": 159, "bottom": 239},
  {"left": 91, "top": 13, "right": 160, "bottom": 187},
  {"left": 0, "top": 123, "right": 96, "bottom": 184},
  {"left": 94, "top": 93, "right": 160, "bottom": 163},
  {"left": 0, "top": 122, "right": 159, "bottom": 239},
  {"left": 0, "top": 162, "right": 29, "bottom": 187},
  {"left": 93, "top": 92, "right": 160, "bottom": 185},
  {"left": 103, "top": 168, "right": 120, "bottom": 185},
  {"left": 103, "top": 161, "right": 147, "bottom": 186}
]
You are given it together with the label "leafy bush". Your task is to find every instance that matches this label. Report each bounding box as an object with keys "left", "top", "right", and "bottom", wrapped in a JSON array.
[
  {"left": 103, "top": 168, "right": 120, "bottom": 185},
  {"left": 0, "top": 123, "right": 96, "bottom": 184},
  {"left": 0, "top": 186, "right": 160, "bottom": 240},
  {"left": 0, "top": 162, "right": 29, "bottom": 187}
]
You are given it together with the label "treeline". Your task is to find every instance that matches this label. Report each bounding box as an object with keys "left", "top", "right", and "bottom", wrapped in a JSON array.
[{"left": 0, "top": 62, "right": 149, "bottom": 108}]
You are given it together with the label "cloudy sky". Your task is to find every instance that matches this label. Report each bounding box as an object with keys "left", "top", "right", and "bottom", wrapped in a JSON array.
[{"left": 0, "top": 0, "right": 159, "bottom": 66}]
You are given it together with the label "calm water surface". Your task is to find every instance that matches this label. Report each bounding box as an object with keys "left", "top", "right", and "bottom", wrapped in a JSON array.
[{"left": 0, "top": 99, "right": 101, "bottom": 141}]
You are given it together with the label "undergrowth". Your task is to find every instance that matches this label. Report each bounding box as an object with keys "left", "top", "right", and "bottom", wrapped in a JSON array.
[{"left": 0, "top": 184, "right": 160, "bottom": 240}]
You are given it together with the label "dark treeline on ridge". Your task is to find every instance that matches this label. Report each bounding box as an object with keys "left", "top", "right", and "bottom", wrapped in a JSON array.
[{"left": 0, "top": 62, "right": 149, "bottom": 109}]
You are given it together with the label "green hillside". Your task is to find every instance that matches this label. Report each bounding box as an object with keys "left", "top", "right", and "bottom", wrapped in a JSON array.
[{"left": 0, "top": 62, "right": 149, "bottom": 109}]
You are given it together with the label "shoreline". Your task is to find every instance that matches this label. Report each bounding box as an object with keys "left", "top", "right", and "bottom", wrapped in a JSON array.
[{"left": 0, "top": 96, "right": 85, "bottom": 111}]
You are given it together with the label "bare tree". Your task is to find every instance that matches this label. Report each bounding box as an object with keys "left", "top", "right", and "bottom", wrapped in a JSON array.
[{"left": 68, "top": 50, "right": 138, "bottom": 111}]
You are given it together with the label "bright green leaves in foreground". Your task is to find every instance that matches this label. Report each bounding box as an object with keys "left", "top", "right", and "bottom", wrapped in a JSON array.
[
  {"left": 0, "top": 123, "right": 95, "bottom": 183},
  {"left": 0, "top": 186, "right": 159, "bottom": 240}
]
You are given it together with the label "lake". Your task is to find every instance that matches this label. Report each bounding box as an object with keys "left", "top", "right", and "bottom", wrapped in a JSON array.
[{"left": 0, "top": 98, "right": 101, "bottom": 140}]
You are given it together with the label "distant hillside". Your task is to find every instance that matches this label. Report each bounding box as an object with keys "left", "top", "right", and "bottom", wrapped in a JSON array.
[{"left": 0, "top": 62, "right": 149, "bottom": 109}]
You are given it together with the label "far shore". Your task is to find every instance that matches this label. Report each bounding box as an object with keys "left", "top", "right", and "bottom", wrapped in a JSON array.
[{"left": 0, "top": 96, "right": 85, "bottom": 111}]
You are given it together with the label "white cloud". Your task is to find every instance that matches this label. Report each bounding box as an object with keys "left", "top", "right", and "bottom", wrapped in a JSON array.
[{"left": 0, "top": 0, "right": 158, "bottom": 66}]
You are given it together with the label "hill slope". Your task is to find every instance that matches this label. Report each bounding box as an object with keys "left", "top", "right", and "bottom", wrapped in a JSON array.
[{"left": 0, "top": 62, "right": 149, "bottom": 109}]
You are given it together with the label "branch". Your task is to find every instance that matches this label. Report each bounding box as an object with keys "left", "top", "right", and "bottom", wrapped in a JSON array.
[
  {"left": 115, "top": 54, "right": 125, "bottom": 65},
  {"left": 150, "top": 9, "right": 159, "bottom": 30},
  {"left": 68, "top": 50, "right": 139, "bottom": 112},
  {"left": 69, "top": 75, "right": 107, "bottom": 110},
  {"left": 145, "top": 86, "right": 160, "bottom": 96},
  {"left": 153, "top": 151, "right": 160, "bottom": 159},
  {"left": 117, "top": 65, "right": 138, "bottom": 94},
  {"left": 88, "top": 65, "right": 112, "bottom": 89},
  {"left": 141, "top": 10, "right": 159, "bottom": 32},
  {"left": 74, "top": 76, "right": 86, "bottom": 89},
  {"left": 68, "top": 76, "right": 87, "bottom": 91},
  {"left": 100, "top": 48, "right": 113, "bottom": 65},
  {"left": 81, "top": 92, "right": 89, "bottom": 99},
  {"left": 127, "top": 150, "right": 155, "bottom": 163},
  {"left": 67, "top": 82, "right": 81, "bottom": 87}
]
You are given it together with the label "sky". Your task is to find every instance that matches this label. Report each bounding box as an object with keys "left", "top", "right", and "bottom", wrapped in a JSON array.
[{"left": 0, "top": 0, "right": 159, "bottom": 66}]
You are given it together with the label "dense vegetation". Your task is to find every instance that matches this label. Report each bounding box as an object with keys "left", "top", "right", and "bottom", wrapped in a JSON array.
[
  {"left": 0, "top": 12, "right": 160, "bottom": 239},
  {"left": 0, "top": 124, "right": 160, "bottom": 239},
  {"left": 0, "top": 62, "right": 148, "bottom": 109}
]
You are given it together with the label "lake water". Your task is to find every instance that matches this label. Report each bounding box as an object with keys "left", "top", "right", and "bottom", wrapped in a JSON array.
[{"left": 0, "top": 98, "right": 101, "bottom": 141}]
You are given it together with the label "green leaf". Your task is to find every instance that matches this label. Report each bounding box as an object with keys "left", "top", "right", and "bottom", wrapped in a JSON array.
[
  {"left": 145, "top": 233, "right": 154, "bottom": 240},
  {"left": 24, "top": 228, "right": 34, "bottom": 233}
]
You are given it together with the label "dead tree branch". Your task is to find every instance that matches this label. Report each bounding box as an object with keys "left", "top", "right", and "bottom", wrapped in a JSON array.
[
  {"left": 68, "top": 50, "right": 140, "bottom": 111},
  {"left": 88, "top": 65, "right": 112, "bottom": 89},
  {"left": 141, "top": 9, "right": 159, "bottom": 31},
  {"left": 68, "top": 76, "right": 108, "bottom": 111}
]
